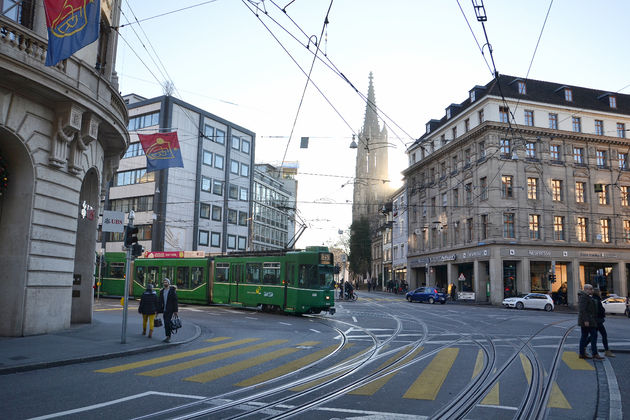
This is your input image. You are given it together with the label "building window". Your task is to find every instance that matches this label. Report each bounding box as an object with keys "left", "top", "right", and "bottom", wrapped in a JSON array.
[
  {"left": 199, "top": 230, "right": 209, "bottom": 246},
  {"left": 214, "top": 154, "right": 224, "bottom": 170},
  {"left": 227, "top": 234, "right": 236, "bottom": 249},
  {"left": 624, "top": 220, "right": 630, "bottom": 243},
  {"left": 228, "top": 209, "right": 237, "bottom": 224},
  {"left": 201, "top": 176, "right": 212, "bottom": 192},
  {"left": 441, "top": 226, "right": 448, "bottom": 247},
  {"left": 239, "top": 186, "right": 248, "bottom": 201},
  {"left": 529, "top": 214, "right": 540, "bottom": 239},
  {"left": 440, "top": 161, "right": 447, "bottom": 178},
  {"left": 464, "top": 118, "right": 470, "bottom": 132},
  {"left": 114, "top": 169, "right": 154, "bottom": 186},
  {"left": 595, "top": 120, "right": 604, "bottom": 135},
  {"left": 229, "top": 184, "right": 238, "bottom": 199},
  {"left": 452, "top": 155, "right": 458, "bottom": 171},
  {"left": 525, "top": 141, "right": 536, "bottom": 159},
  {"left": 597, "top": 184, "right": 610, "bottom": 205},
  {"left": 600, "top": 219, "right": 610, "bottom": 243},
  {"left": 213, "top": 180, "right": 224, "bottom": 196},
  {"left": 576, "top": 217, "right": 588, "bottom": 242},
  {"left": 480, "top": 177, "right": 488, "bottom": 200},
  {"left": 548, "top": 113, "right": 558, "bottom": 129},
  {"left": 572, "top": 116, "right": 581, "bottom": 132},
  {"left": 211, "top": 232, "right": 221, "bottom": 247},
  {"left": 431, "top": 197, "right": 436, "bottom": 217},
  {"left": 230, "top": 160, "right": 239, "bottom": 174},
  {"left": 500, "top": 138, "right": 511, "bottom": 157},
  {"left": 215, "top": 129, "right": 226, "bottom": 145},
  {"left": 200, "top": 203, "right": 210, "bottom": 219},
  {"left": 596, "top": 150, "right": 607, "bottom": 168},
  {"left": 478, "top": 109, "right": 484, "bottom": 124},
  {"left": 242, "top": 139, "right": 251, "bottom": 154},
  {"left": 621, "top": 186, "right": 629, "bottom": 206},
  {"left": 501, "top": 175, "right": 513, "bottom": 198},
  {"left": 480, "top": 214, "right": 488, "bottom": 240},
  {"left": 204, "top": 124, "right": 214, "bottom": 141},
  {"left": 573, "top": 147, "right": 584, "bottom": 164},
  {"left": 524, "top": 110, "right": 534, "bottom": 126},
  {"left": 466, "top": 218, "right": 473, "bottom": 243},
  {"left": 241, "top": 163, "right": 249, "bottom": 177},
  {"left": 109, "top": 196, "right": 154, "bottom": 213},
  {"left": 442, "top": 192, "right": 448, "bottom": 211},
  {"left": 550, "top": 144, "right": 561, "bottom": 161},
  {"left": 609, "top": 96, "right": 617, "bottom": 109},
  {"left": 499, "top": 106, "right": 509, "bottom": 123},
  {"left": 527, "top": 177, "right": 538, "bottom": 200},
  {"left": 239, "top": 211, "right": 248, "bottom": 226},
  {"left": 452, "top": 126, "right": 457, "bottom": 139},
  {"left": 127, "top": 112, "right": 160, "bottom": 131},
  {"left": 575, "top": 181, "right": 586, "bottom": 203},
  {"left": 551, "top": 179, "right": 563, "bottom": 201},
  {"left": 238, "top": 236, "right": 247, "bottom": 250},
  {"left": 123, "top": 142, "right": 145, "bottom": 159},
  {"left": 478, "top": 141, "right": 486, "bottom": 159},
  {"left": 441, "top": 134, "right": 446, "bottom": 146},
  {"left": 617, "top": 123, "right": 626, "bottom": 138},
  {"left": 231, "top": 136, "right": 240, "bottom": 150},
  {"left": 518, "top": 81, "right": 527, "bottom": 95},
  {"left": 565, "top": 88, "right": 573, "bottom": 102},
  {"left": 203, "top": 150, "right": 213, "bottom": 166},
  {"left": 452, "top": 188, "right": 459, "bottom": 208},
  {"left": 503, "top": 213, "right": 515, "bottom": 238},
  {"left": 212, "top": 205, "right": 222, "bottom": 221},
  {"left": 465, "top": 183, "right": 472, "bottom": 204},
  {"left": 619, "top": 152, "right": 628, "bottom": 170},
  {"left": 464, "top": 148, "right": 471, "bottom": 166},
  {"left": 553, "top": 216, "right": 565, "bottom": 240}
]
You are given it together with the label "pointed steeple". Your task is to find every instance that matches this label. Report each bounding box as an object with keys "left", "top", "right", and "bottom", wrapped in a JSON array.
[{"left": 361, "top": 72, "right": 381, "bottom": 140}]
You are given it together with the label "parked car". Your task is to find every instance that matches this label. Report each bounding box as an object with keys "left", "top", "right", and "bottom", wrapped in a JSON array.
[
  {"left": 502, "top": 293, "right": 554, "bottom": 311},
  {"left": 406, "top": 287, "right": 447, "bottom": 304},
  {"left": 601, "top": 296, "right": 629, "bottom": 316}
]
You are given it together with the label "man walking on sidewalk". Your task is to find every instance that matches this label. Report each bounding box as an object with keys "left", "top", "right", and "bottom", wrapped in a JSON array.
[{"left": 578, "top": 284, "right": 603, "bottom": 360}]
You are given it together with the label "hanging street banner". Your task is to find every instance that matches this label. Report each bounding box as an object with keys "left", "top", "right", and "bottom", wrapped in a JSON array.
[
  {"left": 102, "top": 210, "right": 125, "bottom": 233},
  {"left": 44, "top": 0, "right": 100, "bottom": 66},
  {"left": 138, "top": 132, "right": 184, "bottom": 172}
]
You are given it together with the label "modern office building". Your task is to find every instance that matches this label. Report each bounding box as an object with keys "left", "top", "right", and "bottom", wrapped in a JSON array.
[
  {"left": 252, "top": 163, "right": 298, "bottom": 251},
  {"left": 0, "top": 2, "right": 129, "bottom": 335},
  {"left": 101, "top": 94, "right": 255, "bottom": 254},
  {"left": 404, "top": 75, "right": 630, "bottom": 306}
]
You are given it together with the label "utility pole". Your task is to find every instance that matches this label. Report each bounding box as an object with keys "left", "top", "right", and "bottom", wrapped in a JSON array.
[{"left": 121, "top": 210, "right": 134, "bottom": 344}]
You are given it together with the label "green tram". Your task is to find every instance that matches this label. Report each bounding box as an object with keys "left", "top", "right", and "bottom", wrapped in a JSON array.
[{"left": 100, "top": 246, "right": 336, "bottom": 315}]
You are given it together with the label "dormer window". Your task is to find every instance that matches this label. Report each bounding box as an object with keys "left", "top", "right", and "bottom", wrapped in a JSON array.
[
  {"left": 446, "top": 108, "right": 451, "bottom": 119},
  {"left": 470, "top": 90, "right": 476, "bottom": 102},
  {"left": 426, "top": 122, "right": 431, "bottom": 133},
  {"left": 564, "top": 88, "right": 573, "bottom": 102},
  {"left": 518, "top": 81, "right": 526, "bottom": 95},
  {"left": 609, "top": 95, "right": 617, "bottom": 108}
]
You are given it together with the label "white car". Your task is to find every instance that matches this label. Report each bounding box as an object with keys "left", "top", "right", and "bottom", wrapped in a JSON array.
[
  {"left": 601, "top": 296, "right": 629, "bottom": 316},
  {"left": 502, "top": 293, "right": 554, "bottom": 312}
]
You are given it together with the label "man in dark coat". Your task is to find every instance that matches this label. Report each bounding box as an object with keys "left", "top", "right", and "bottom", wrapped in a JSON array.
[
  {"left": 158, "top": 278, "right": 178, "bottom": 343},
  {"left": 577, "top": 284, "right": 602, "bottom": 360},
  {"left": 138, "top": 283, "right": 158, "bottom": 338}
]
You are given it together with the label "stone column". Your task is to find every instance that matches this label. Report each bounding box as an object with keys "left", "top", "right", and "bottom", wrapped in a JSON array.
[
  {"left": 426, "top": 265, "right": 435, "bottom": 287},
  {"left": 613, "top": 261, "right": 627, "bottom": 297},
  {"left": 489, "top": 256, "right": 503, "bottom": 305},
  {"left": 519, "top": 257, "right": 531, "bottom": 294},
  {"left": 473, "top": 260, "right": 481, "bottom": 302},
  {"left": 447, "top": 262, "right": 454, "bottom": 290},
  {"left": 567, "top": 259, "right": 581, "bottom": 308}
]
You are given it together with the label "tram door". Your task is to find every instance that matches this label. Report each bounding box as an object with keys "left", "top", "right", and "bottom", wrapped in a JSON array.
[
  {"left": 231, "top": 264, "right": 242, "bottom": 302},
  {"left": 284, "top": 263, "right": 294, "bottom": 309}
]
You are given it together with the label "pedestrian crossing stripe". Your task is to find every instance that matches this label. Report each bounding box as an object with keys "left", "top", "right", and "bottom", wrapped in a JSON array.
[
  {"left": 562, "top": 351, "right": 595, "bottom": 371},
  {"left": 403, "top": 348, "right": 459, "bottom": 400},
  {"left": 519, "top": 353, "right": 571, "bottom": 409},
  {"left": 184, "top": 341, "right": 320, "bottom": 384},
  {"left": 95, "top": 337, "right": 260, "bottom": 373},
  {"left": 235, "top": 343, "right": 341, "bottom": 387},
  {"left": 138, "top": 339, "right": 290, "bottom": 377}
]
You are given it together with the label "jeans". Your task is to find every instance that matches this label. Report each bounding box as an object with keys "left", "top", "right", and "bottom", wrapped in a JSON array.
[
  {"left": 596, "top": 320, "right": 609, "bottom": 351},
  {"left": 164, "top": 311, "right": 173, "bottom": 337},
  {"left": 579, "top": 326, "right": 598, "bottom": 356}
]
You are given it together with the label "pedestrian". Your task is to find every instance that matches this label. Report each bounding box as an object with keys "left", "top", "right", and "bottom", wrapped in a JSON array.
[
  {"left": 451, "top": 284, "right": 457, "bottom": 301},
  {"left": 577, "top": 284, "right": 603, "bottom": 360},
  {"left": 138, "top": 283, "right": 158, "bottom": 338},
  {"left": 367, "top": 281, "right": 371, "bottom": 292},
  {"left": 158, "top": 278, "right": 178, "bottom": 343},
  {"left": 592, "top": 288, "right": 615, "bottom": 358}
]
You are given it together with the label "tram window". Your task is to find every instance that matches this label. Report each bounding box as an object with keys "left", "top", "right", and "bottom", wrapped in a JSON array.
[
  {"left": 215, "top": 263, "right": 229, "bottom": 282},
  {"left": 161, "top": 267, "right": 174, "bottom": 286},
  {"left": 110, "top": 263, "right": 125, "bottom": 279},
  {"left": 298, "top": 264, "right": 318, "bottom": 288},
  {"left": 191, "top": 267, "right": 204, "bottom": 288},
  {"left": 262, "top": 263, "right": 281, "bottom": 285},
  {"left": 145, "top": 266, "right": 159, "bottom": 287},
  {"left": 246, "top": 263, "right": 261, "bottom": 284},
  {"left": 176, "top": 267, "right": 190, "bottom": 289},
  {"left": 136, "top": 266, "right": 146, "bottom": 285}
]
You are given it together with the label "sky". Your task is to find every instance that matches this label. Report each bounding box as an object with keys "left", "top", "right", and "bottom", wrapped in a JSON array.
[{"left": 115, "top": 0, "right": 630, "bottom": 248}]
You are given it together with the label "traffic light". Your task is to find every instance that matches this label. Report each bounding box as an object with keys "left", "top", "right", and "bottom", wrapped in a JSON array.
[
  {"left": 131, "top": 243, "right": 144, "bottom": 258},
  {"left": 124, "top": 226, "right": 139, "bottom": 248},
  {"left": 549, "top": 274, "right": 556, "bottom": 283}
]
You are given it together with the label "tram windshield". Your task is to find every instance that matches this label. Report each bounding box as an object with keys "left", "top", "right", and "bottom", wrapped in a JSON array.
[{"left": 298, "top": 264, "right": 334, "bottom": 289}]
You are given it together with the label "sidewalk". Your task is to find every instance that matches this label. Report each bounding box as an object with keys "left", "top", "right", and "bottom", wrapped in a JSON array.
[{"left": 0, "top": 301, "right": 201, "bottom": 375}]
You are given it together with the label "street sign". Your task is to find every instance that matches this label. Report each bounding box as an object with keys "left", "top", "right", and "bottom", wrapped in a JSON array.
[
  {"left": 458, "top": 273, "right": 465, "bottom": 281},
  {"left": 102, "top": 210, "right": 125, "bottom": 233}
]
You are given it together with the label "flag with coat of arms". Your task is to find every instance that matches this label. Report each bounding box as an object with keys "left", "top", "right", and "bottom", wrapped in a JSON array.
[{"left": 138, "top": 132, "right": 185, "bottom": 172}]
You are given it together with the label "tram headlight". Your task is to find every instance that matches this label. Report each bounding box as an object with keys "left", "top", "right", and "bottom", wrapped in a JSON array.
[{"left": 325, "top": 295, "right": 330, "bottom": 300}]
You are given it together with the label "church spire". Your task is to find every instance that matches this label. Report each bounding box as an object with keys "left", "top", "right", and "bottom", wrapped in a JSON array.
[{"left": 361, "top": 72, "right": 381, "bottom": 140}]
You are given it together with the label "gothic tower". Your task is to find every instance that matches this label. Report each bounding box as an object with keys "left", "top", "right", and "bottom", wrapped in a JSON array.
[{"left": 352, "top": 73, "right": 390, "bottom": 226}]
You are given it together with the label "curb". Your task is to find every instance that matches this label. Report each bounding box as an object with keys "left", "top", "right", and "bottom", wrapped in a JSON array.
[{"left": 0, "top": 323, "right": 202, "bottom": 375}]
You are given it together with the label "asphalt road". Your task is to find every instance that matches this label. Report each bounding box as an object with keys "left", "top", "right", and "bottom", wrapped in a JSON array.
[{"left": 4, "top": 293, "right": 630, "bottom": 420}]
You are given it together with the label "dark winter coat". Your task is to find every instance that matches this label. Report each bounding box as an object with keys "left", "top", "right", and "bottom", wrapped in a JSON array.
[
  {"left": 592, "top": 294, "right": 606, "bottom": 323},
  {"left": 138, "top": 290, "right": 158, "bottom": 315},
  {"left": 577, "top": 290, "right": 597, "bottom": 327},
  {"left": 158, "top": 286, "right": 178, "bottom": 314}
]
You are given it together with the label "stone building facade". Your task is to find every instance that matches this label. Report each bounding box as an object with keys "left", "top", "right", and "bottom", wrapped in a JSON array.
[
  {"left": 404, "top": 75, "right": 630, "bottom": 306},
  {"left": 0, "top": 2, "right": 129, "bottom": 335}
]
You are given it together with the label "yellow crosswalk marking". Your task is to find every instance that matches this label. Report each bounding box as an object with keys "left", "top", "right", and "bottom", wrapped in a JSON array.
[
  {"left": 95, "top": 338, "right": 260, "bottom": 373},
  {"left": 206, "top": 337, "right": 231, "bottom": 342},
  {"left": 520, "top": 352, "right": 570, "bottom": 409},
  {"left": 562, "top": 351, "right": 595, "bottom": 371},
  {"left": 236, "top": 343, "right": 337, "bottom": 387},
  {"left": 138, "top": 339, "right": 287, "bottom": 377},
  {"left": 520, "top": 353, "right": 532, "bottom": 383},
  {"left": 403, "top": 348, "right": 459, "bottom": 400},
  {"left": 472, "top": 349, "right": 484, "bottom": 379},
  {"left": 481, "top": 381, "right": 499, "bottom": 405},
  {"left": 349, "top": 346, "right": 424, "bottom": 395},
  {"left": 290, "top": 344, "right": 365, "bottom": 392},
  {"left": 184, "top": 341, "right": 319, "bottom": 384}
]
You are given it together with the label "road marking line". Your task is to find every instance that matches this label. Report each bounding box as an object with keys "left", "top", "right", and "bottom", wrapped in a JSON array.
[
  {"left": 480, "top": 368, "right": 499, "bottom": 405},
  {"left": 349, "top": 347, "right": 424, "bottom": 395},
  {"left": 94, "top": 308, "right": 122, "bottom": 311},
  {"left": 184, "top": 341, "right": 319, "bottom": 384},
  {"left": 520, "top": 353, "right": 532, "bottom": 383},
  {"left": 403, "top": 348, "right": 459, "bottom": 400},
  {"left": 95, "top": 338, "right": 260, "bottom": 373},
  {"left": 472, "top": 349, "right": 484, "bottom": 379},
  {"left": 28, "top": 391, "right": 205, "bottom": 419},
  {"left": 236, "top": 343, "right": 337, "bottom": 387},
  {"left": 245, "top": 317, "right": 257, "bottom": 320},
  {"left": 603, "top": 357, "right": 624, "bottom": 420},
  {"left": 548, "top": 382, "right": 571, "bottom": 409},
  {"left": 138, "top": 339, "right": 289, "bottom": 377},
  {"left": 562, "top": 351, "right": 595, "bottom": 370},
  {"left": 206, "top": 337, "right": 231, "bottom": 342},
  {"left": 279, "top": 322, "right": 292, "bottom": 326},
  {"left": 309, "top": 329, "right": 321, "bottom": 333},
  {"left": 352, "top": 316, "right": 358, "bottom": 323}
]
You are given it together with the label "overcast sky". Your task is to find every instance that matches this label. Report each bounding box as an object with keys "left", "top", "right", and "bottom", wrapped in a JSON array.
[{"left": 116, "top": 0, "right": 630, "bottom": 248}]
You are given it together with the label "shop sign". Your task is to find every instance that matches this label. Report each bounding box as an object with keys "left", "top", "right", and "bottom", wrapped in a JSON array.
[
  {"left": 409, "top": 258, "right": 429, "bottom": 267},
  {"left": 462, "top": 249, "right": 488, "bottom": 259},
  {"left": 458, "top": 292, "right": 475, "bottom": 300},
  {"left": 579, "top": 252, "right": 619, "bottom": 259},
  {"left": 430, "top": 254, "right": 456, "bottom": 263},
  {"left": 528, "top": 250, "right": 551, "bottom": 257}
]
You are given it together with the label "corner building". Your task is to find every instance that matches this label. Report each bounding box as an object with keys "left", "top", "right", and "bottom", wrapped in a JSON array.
[
  {"left": 0, "top": 2, "right": 129, "bottom": 335},
  {"left": 405, "top": 75, "right": 630, "bottom": 306}
]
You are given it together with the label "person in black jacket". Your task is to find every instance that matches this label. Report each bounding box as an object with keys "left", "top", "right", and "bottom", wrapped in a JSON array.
[
  {"left": 158, "top": 278, "right": 178, "bottom": 343},
  {"left": 593, "top": 288, "right": 615, "bottom": 358},
  {"left": 138, "top": 283, "right": 158, "bottom": 338}
]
